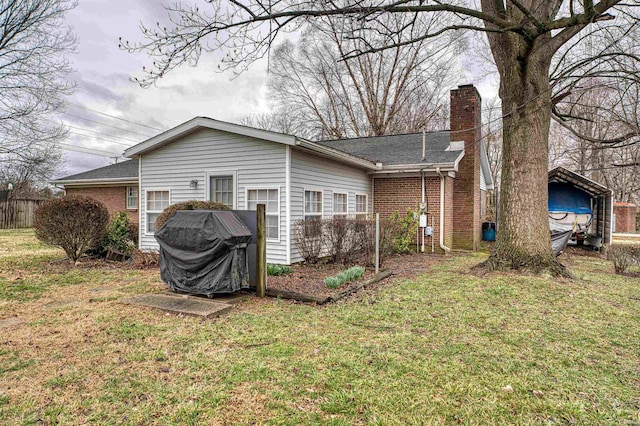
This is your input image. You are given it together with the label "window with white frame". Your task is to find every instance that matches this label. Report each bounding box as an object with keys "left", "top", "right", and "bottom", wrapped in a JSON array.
[
  {"left": 304, "top": 190, "right": 322, "bottom": 220},
  {"left": 247, "top": 188, "right": 279, "bottom": 240},
  {"left": 146, "top": 190, "right": 170, "bottom": 233},
  {"left": 356, "top": 194, "right": 367, "bottom": 219},
  {"left": 333, "top": 192, "right": 347, "bottom": 218},
  {"left": 210, "top": 175, "right": 234, "bottom": 208},
  {"left": 126, "top": 186, "right": 138, "bottom": 210}
]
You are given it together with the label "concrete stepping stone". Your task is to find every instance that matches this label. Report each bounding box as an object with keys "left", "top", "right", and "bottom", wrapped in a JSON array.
[
  {"left": 0, "top": 317, "right": 23, "bottom": 329},
  {"left": 89, "top": 286, "right": 118, "bottom": 293},
  {"left": 45, "top": 299, "right": 81, "bottom": 310},
  {"left": 163, "top": 289, "right": 251, "bottom": 305},
  {"left": 122, "top": 294, "right": 233, "bottom": 319}
]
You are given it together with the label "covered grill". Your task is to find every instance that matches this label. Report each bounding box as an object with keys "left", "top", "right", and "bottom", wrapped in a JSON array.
[{"left": 155, "top": 210, "right": 253, "bottom": 295}]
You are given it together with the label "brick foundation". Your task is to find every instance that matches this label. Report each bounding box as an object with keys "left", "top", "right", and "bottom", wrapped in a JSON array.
[
  {"left": 613, "top": 202, "right": 636, "bottom": 233},
  {"left": 65, "top": 186, "right": 138, "bottom": 223}
]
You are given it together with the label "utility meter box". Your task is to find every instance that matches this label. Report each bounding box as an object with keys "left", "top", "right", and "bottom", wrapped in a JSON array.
[
  {"left": 425, "top": 226, "right": 433, "bottom": 236},
  {"left": 419, "top": 214, "right": 427, "bottom": 228}
]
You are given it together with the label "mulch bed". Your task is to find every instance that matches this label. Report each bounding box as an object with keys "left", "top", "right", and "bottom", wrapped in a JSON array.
[{"left": 267, "top": 253, "right": 446, "bottom": 303}]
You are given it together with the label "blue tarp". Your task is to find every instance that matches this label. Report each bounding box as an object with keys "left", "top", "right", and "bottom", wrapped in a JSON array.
[{"left": 548, "top": 182, "right": 592, "bottom": 214}]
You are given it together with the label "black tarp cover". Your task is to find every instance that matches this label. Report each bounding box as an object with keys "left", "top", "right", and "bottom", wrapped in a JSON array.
[{"left": 155, "top": 210, "right": 253, "bottom": 294}]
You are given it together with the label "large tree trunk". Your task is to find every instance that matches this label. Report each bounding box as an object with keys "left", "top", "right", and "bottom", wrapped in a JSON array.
[{"left": 484, "top": 30, "right": 568, "bottom": 275}]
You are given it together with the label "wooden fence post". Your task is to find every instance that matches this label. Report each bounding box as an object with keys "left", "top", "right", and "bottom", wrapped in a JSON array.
[{"left": 256, "top": 203, "right": 266, "bottom": 297}]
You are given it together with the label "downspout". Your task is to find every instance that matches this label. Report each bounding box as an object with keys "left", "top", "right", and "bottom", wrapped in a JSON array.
[
  {"left": 436, "top": 167, "right": 451, "bottom": 252},
  {"left": 420, "top": 168, "right": 425, "bottom": 253}
]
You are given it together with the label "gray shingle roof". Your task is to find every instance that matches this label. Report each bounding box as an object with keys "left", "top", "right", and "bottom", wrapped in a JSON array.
[
  {"left": 54, "top": 159, "right": 138, "bottom": 182},
  {"left": 316, "top": 131, "right": 462, "bottom": 166}
]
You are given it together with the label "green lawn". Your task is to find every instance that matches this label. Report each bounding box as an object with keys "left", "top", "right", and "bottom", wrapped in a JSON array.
[{"left": 1, "top": 229, "right": 639, "bottom": 425}]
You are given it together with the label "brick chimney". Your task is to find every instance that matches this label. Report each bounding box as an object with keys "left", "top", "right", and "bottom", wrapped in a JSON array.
[{"left": 450, "top": 84, "right": 482, "bottom": 250}]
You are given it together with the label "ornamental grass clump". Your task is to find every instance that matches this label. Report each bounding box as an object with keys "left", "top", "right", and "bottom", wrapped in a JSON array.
[{"left": 324, "top": 266, "right": 366, "bottom": 289}]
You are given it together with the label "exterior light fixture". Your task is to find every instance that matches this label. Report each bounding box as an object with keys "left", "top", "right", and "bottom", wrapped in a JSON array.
[{"left": 189, "top": 179, "right": 198, "bottom": 189}]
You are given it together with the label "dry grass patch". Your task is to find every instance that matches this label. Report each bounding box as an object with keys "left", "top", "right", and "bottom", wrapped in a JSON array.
[{"left": 1, "top": 230, "right": 639, "bottom": 425}]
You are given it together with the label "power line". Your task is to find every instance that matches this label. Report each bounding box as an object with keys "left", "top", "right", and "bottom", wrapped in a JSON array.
[
  {"left": 67, "top": 125, "right": 142, "bottom": 144},
  {"left": 66, "top": 102, "right": 166, "bottom": 132},
  {"left": 58, "top": 142, "right": 122, "bottom": 157},
  {"left": 68, "top": 131, "right": 136, "bottom": 147},
  {"left": 60, "top": 111, "right": 155, "bottom": 138}
]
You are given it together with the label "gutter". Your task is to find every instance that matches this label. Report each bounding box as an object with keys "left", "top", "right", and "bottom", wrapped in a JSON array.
[
  {"left": 368, "top": 151, "right": 465, "bottom": 175},
  {"left": 50, "top": 177, "right": 139, "bottom": 187},
  {"left": 436, "top": 167, "right": 452, "bottom": 253}
]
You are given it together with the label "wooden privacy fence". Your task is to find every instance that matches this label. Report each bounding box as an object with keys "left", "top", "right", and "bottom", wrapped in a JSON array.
[{"left": 0, "top": 199, "right": 46, "bottom": 229}]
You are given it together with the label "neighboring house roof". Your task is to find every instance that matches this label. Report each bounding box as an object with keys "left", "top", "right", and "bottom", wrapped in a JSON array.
[
  {"left": 479, "top": 140, "right": 495, "bottom": 190},
  {"left": 52, "top": 159, "right": 139, "bottom": 186},
  {"left": 317, "top": 131, "right": 461, "bottom": 166}
]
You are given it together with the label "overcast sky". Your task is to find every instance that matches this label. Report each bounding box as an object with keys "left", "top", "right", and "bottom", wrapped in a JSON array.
[{"left": 58, "top": 0, "right": 498, "bottom": 178}]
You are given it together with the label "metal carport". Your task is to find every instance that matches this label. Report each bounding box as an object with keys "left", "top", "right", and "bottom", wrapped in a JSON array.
[{"left": 548, "top": 167, "right": 613, "bottom": 245}]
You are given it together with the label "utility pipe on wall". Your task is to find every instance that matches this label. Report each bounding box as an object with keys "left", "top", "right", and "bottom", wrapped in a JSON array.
[
  {"left": 436, "top": 167, "right": 451, "bottom": 253},
  {"left": 420, "top": 168, "right": 425, "bottom": 253}
]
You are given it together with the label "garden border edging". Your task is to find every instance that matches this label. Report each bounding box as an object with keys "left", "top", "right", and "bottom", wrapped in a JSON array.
[{"left": 265, "top": 270, "right": 394, "bottom": 304}]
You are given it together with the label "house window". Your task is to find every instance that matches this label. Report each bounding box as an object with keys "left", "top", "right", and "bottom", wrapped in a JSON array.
[
  {"left": 305, "top": 190, "right": 322, "bottom": 220},
  {"left": 247, "top": 188, "right": 279, "bottom": 241},
  {"left": 146, "top": 190, "right": 170, "bottom": 233},
  {"left": 333, "top": 193, "right": 347, "bottom": 218},
  {"left": 126, "top": 186, "right": 138, "bottom": 210},
  {"left": 210, "top": 175, "right": 234, "bottom": 208},
  {"left": 356, "top": 194, "right": 367, "bottom": 219}
]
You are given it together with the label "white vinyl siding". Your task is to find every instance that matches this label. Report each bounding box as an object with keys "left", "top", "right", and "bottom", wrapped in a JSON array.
[
  {"left": 126, "top": 186, "right": 138, "bottom": 210},
  {"left": 290, "top": 149, "right": 372, "bottom": 263},
  {"left": 333, "top": 192, "right": 347, "bottom": 218},
  {"left": 146, "top": 190, "right": 170, "bottom": 233},
  {"left": 247, "top": 188, "right": 279, "bottom": 241},
  {"left": 139, "top": 127, "right": 287, "bottom": 264}
]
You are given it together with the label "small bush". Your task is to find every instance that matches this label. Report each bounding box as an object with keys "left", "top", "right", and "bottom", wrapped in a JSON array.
[
  {"left": 128, "top": 222, "right": 139, "bottom": 247},
  {"left": 608, "top": 244, "right": 640, "bottom": 274},
  {"left": 34, "top": 196, "right": 109, "bottom": 263},
  {"left": 389, "top": 210, "right": 418, "bottom": 254},
  {"left": 90, "top": 212, "right": 137, "bottom": 258},
  {"left": 324, "top": 266, "right": 366, "bottom": 289},
  {"left": 105, "top": 212, "right": 135, "bottom": 254},
  {"left": 155, "top": 200, "right": 230, "bottom": 231},
  {"left": 267, "top": 264, "right": 291, "bottom": 276}
]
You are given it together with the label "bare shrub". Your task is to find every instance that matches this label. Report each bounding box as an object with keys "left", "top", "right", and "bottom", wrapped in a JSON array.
[
  {"left": 155, "top": 200, "right": 229, "bottom": 231},
  {"left": 34, "top": 196, "right": 109, "bottom": 263},
  {"left": 351, "top": 217, "right": 402, "bottom": 267},
  {"left": 293, "top": 219, "right": 324, "bottom": 264},
  {"left": 608, "top": 245, "right": 640, "bottom": 274},
  {"left": 325, "top": 218, "right": 353, "bottom": 264}
]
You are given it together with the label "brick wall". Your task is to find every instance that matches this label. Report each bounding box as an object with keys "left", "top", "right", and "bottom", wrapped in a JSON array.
[
  {"left": 613, "top": 202, "right": 636, "bottom": 233},
  {"left": 65, "top": 186, "right": 138, "bottom": 223},
  {"left": 450, "top": 85, "right": 482, "bottom": 250},
  {"left": 373, "top": 175, "right": 451, "bottom": 252}
]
